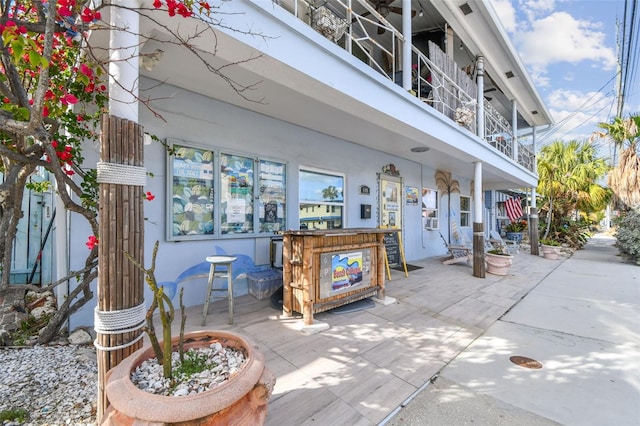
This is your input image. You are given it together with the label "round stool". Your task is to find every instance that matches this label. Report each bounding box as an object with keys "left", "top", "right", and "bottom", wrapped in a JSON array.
[{"left": 202, "top": 255, "right": 237, "bottom": 326}]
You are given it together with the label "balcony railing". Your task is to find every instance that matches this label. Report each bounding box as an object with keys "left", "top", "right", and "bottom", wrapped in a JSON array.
[{"left": 274, "top": 0, "right": 532, "bottom": 171}]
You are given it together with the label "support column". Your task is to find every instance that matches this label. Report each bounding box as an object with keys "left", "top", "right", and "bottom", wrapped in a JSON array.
[
  {"left": 512, "top": 99, "right": 518, "bottom": 161},
  {"left": 472, "top": 161, "right": 485, "bottom": 278},
  {"left": 97, "top": 1, "right": 144, "bottom": 421},
  {"left": 402, "top": 0, "right": 412, "bottom": 91},
  {"left": 530, "top": 126, "right": 539, "bottom": 255},
  {"left": 476, "top": 56, "right": 485, "bottom": 139}
]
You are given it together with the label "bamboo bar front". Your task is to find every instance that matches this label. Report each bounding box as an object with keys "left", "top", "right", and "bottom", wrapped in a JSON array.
[{"left": 282, "top": 228, "right": 392, "bottom": 325}]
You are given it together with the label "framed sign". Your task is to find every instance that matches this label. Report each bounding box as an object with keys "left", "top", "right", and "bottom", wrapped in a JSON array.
[
  {"left": 168, "top": 143, "right": 215, "bottom": 240},
  {"left": 378, "top": 173, "right": 402, "bottom": 229},
  {"left": 405, "top": 186, "right": 419, "bottom": 206}
]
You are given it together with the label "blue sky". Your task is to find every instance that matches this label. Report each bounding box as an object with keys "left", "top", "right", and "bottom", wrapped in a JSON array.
[{"left": 489, "top": 0, "right": 638, "bottom": 154}]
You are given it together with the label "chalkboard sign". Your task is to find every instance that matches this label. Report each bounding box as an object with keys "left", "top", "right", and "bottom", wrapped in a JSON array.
[{"left": 383, "top": 232, "right": 400, "bottom": 266}]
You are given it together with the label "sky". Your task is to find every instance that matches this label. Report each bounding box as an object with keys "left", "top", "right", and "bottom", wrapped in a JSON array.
[{"left": 488, "top": 0, "right": 638, "bottom": 156}]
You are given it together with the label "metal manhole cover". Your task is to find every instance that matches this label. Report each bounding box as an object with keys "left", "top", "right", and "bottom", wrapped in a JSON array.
[{"left": 510, "top": 355, "right": 543, "bottom": 369}]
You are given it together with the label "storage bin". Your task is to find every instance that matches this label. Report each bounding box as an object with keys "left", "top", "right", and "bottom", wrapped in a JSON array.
[{"left": 248, "top": 270, "right": 283, "bottom": 300}]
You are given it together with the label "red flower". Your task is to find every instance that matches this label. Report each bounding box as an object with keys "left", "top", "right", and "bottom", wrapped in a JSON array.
[
  {"left": 144, "top": 191, "right": 155, "bottom": 201},
  {"left": 86, "top": 235, "right": 98, "bottom": 250}
]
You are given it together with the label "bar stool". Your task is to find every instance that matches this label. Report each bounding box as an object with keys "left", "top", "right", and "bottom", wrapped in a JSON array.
[{"left": 202, "top": 255, "right": 237, "bottom": 326}]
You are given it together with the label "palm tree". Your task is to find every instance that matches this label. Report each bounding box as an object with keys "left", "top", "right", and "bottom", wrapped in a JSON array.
[
  {"left": 595, "top": 114, "right": 640, "bottom": 209},
  {"left": 322, "top": 185, "right": 340, "bottom": 200},
  {"left": 537, "top": 140, "right": 611, "bottom": 239},
  {"left": 435, "top": 169, "right": 460, "bottom": 243}
]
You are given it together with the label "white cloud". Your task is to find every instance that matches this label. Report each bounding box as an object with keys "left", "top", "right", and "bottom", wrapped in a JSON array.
[
  {"left": 540, "top": 89, "right": 615, "bottom": 144},
  {"left": 519, "top": 0, "right": 556, "bottom": 22},
  {"left": 513, "top": 11, "right": 617, "bottom": 71},
  {"left": 489, "top": 0, "right": 518, "bottom": 32}
]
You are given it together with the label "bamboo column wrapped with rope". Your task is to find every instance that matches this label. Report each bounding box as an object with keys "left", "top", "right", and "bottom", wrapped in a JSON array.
[{"left": 95, "top": 115, "right": 146, "bottom": 420}]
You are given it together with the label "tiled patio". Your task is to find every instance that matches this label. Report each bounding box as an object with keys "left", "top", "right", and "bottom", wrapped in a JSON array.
[{"left": 175, "top": 249, "right": 563, "bottom": 425}]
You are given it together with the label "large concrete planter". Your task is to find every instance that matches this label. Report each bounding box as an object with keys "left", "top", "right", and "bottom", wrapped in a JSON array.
[
  {"left": 102, "top": 330, "right": 275, "bottom": 426},
  {"left": 541, "top": 244, "right": 561, "bottom": 260},
  {"left": 485, "top": 252, "right": 513, "bottom": 276}
]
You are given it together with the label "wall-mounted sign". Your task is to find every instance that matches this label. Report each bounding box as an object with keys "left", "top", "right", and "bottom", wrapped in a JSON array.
[{"left": 360, "top": 185, "right": 370, "bottom": 195}]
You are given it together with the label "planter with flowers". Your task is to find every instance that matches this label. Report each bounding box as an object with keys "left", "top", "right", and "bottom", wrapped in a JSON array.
[
  {"left": 102, "top": 241, "right": 275, "bottom": 425},
  {"left": 485, "top": 245, "right": 514, "bottom": 276},
  {"left": 504, "top": 220, "right": 527, "bottom": 244},
  {"left": 540, "top": 238, "right": 562, "bottom": 260}
]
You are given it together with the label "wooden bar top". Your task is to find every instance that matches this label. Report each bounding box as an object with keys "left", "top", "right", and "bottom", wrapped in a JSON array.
[{"left": 282, "top": 228, "right": 398, "bottom": 236}]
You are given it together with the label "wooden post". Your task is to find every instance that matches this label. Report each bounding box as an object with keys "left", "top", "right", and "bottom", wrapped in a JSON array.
[
  {"left": 96, "top": 115, "right": 145, "bottom": 420},
  {"left": 376, "top": 233, "right": 386, "bottom": 300},
  {"left": 472, "top": 222, "right": 485, "bottom": 278},
  {"left": 529, "top": 207, "right": 540, "bottom": 256}
]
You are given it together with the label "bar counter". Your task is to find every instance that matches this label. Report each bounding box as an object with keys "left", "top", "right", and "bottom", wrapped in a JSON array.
[{"left": 282, "top": 228, "right": 396, "bottom": 325}]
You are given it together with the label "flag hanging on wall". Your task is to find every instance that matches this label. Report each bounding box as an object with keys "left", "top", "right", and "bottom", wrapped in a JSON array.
[{"left": 505, "top": 197, "right": 523, "bottom": 222}]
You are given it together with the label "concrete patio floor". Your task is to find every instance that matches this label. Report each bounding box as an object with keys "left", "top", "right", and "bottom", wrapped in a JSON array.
[{"left": 174, "top": 245, "right": 564, "bottom": 425}]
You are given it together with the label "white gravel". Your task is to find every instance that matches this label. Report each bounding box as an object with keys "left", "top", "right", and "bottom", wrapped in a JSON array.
[{"left": 0, "top": 345, "right": 97, "bottom": 426}]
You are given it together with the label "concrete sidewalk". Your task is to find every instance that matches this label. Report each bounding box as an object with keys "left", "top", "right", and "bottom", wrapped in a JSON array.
[{"left": 388, "top": 235, "right": 640, "bottom": 426}]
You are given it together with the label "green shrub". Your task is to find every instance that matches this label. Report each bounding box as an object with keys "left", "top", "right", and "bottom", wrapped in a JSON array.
[
  {"left": 0, "top": 408, "right": 29, "bottom": 422},
  {"left": 615, "top": 209, "right": 640, "bottom": 265}
]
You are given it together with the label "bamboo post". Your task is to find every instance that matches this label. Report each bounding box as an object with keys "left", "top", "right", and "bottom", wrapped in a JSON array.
[
  {"left": 529, "top": 207, "right": 540, "bottom": 256},
  {"left": 96, "top": 115, "right": 145, "bottom": 420},
  {"left": 473, "top": 222, "right": 486, "bottom": 278}
]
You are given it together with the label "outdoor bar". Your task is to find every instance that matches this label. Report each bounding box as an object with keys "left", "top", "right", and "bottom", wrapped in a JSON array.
[{"left": 282, "top": 228, "right": 395, "bottom": 325}]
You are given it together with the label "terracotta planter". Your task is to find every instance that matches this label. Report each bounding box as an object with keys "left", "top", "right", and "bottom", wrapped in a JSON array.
[
  {"left": 541, "top": 244, "right": 561, "bottom": 260},
  {"left": 485, "top": 252, "right": 513, "bottom": 276},
  {"left": 102, "top": 330, "right": 275, "bottom": 426}
]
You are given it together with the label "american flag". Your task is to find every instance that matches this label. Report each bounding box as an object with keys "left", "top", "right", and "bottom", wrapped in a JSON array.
[{"left": 505, "top": 197, "right": 523, "bottom": 222}]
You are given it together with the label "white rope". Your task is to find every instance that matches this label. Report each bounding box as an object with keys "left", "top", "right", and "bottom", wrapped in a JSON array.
[
  {"left": 96, "top": 161, "right": 147, "bottom": 186},
  {"left": 93, "top": 302, "right": 147, "bottom": 352},
  {"left": 93, "top": 333, "right": 145, "bottom": 352}
]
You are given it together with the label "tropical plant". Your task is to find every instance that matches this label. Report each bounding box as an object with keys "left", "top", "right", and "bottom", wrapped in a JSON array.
[
  {"left": 615, "top": 208, "right": 640, "bottom": 265},
  {"left": 505, "top": 219, "right": 527, "bottom": 233},
  {"left": 539, "top": 238, "right": 560, "bottom": 246},
  {"left": 536, "top": 140, "right": 611, "bottom": 242},
  {"left": 487, "top": 245, "right": 510, "bottom": 255},
  {"left": 595, "top": 114, "right": 640, "bottom": 209}
]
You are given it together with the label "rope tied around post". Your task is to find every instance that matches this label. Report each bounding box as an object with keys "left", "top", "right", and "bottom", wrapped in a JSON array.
[
  {"left": 93, "top": 302, "right": 146, "bottom": 351},
  {"left": 96, "top": 161, "right": 147, "bottom": 186}
]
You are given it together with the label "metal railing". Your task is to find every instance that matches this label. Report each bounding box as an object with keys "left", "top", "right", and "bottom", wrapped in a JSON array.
[{"left": 273, "top": 0, "right": 532, "bottom": 171}]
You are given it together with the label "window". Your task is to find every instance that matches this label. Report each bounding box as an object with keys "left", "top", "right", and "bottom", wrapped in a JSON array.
[
  {"left": 460, "top": 195, "right": 471, "bottom": 227},
  {"left": 258, "top": 159, "right": 286, "bottom": 232},
  {"left": 167, "top": 140, "right": 286, "bottom": 240},
  {"left": 220, "top": 153, "right": 254, "bottom": 234},
  {"left": 299, "top": 169, "right": 344, "bottom": 230},
  {"left": 422, "top": 188, "right": 439, "bottom": 229},
  {"left": 168, "top": 143, "right": 215, "bottom": 239}
]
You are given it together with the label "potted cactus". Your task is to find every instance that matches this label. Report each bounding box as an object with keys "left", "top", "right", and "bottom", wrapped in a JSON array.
[{"left": 102, "top": 241, "right": 275, "bottom": 425}]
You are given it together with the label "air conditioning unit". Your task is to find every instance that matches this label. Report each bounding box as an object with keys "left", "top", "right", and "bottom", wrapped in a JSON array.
[{"left": 425, "top": 217, "right": 439, "bottom": 230}]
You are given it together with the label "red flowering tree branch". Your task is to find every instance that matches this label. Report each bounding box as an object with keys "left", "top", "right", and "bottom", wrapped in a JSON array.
[{"left": 0, "top": 0, "right": 268, "bottom": 343}]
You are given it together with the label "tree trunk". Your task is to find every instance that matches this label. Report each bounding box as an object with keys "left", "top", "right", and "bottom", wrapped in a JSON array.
[{"left": 0, "top": 163, "right": 36, "bottom": 290}]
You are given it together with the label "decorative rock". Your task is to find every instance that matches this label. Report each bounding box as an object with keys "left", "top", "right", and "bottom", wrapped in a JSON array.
[
  {"left": 68, "top": 328, "right": 93, "bottom": 345},
  {"left": 0, "top": 345, "right": 98, "bottom": 425}
]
